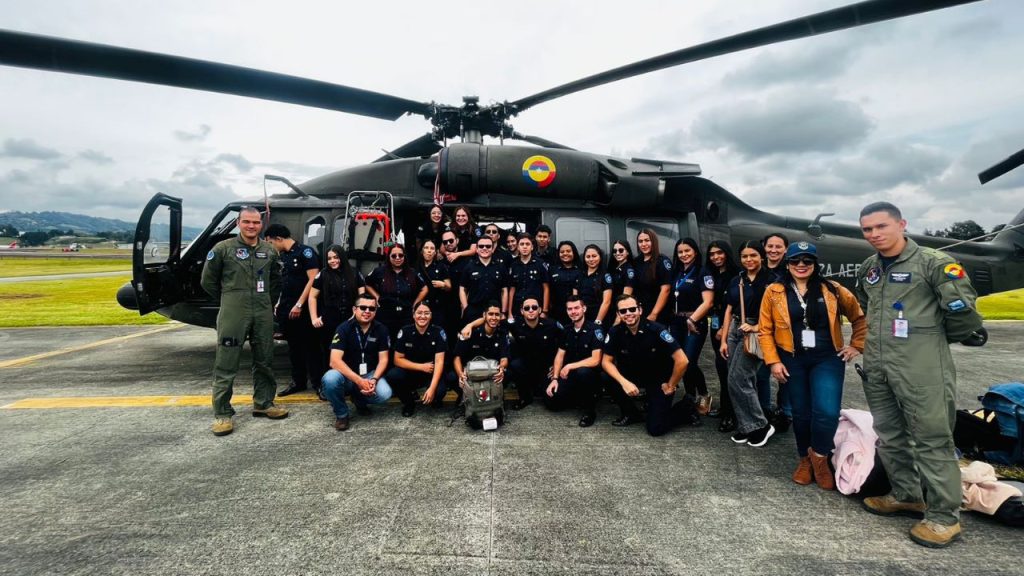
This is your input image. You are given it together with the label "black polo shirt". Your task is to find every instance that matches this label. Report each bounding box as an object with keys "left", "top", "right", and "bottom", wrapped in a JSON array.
[
  {"left": 419, "top": 260, "right": 451, "bottom": 309},
  {"left": 726, "top": 270, "right": 774, "bottom": 323},
  {"left": 560, "top": 320, "right": 604, "bottom": 364},
  {"left": 632, "top": 255, "right": 672, "bottom": 316},
  {"left": 671, "top": 264, "right": 714, "bottom": 314},
  {"left": 311, "top": 268, "right": 366, "bottom": 325},
  {"left": 366, "top": 265, "right": 425, "bottom": 311},
  {"left": 455, "top": 327, "right": 510, "bottom": 364},
  {"left": 602, "top": 319, "right": 680, "bottom": 382},
  {"left": 548, "top": 265, "right": 581, "bottom": 307},
  {"left": 610, "top": 263, "right": 637, "bottom": 298},
  {"left": 394, "top": 324, "right": 447, "bottom": 363},
  {"left": 330, "top": 319, "right": 391, "bottom": 374},
  {"left": 508, "top": 317, "right": 562, "bottom": 364},
  {"left": 535, "top": 245, "right": 556, "bottom": 267},
  {"left": 460, "top": 258, "right": 509, "bottom": 307},
  {"left": 578, "top": 270, "right": 612, "bottom": 318},
  {"left": 509, "top": 257, "right": 549, "bottom": 306},
  {"left": 280, "top": 242, "right": 319, "bottom": 306}
]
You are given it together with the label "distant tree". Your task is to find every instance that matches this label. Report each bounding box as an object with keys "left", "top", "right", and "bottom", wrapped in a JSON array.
[
  {"left": 0, "top": 224, "right": 18, "bottom": 237},
  {"left": 944, "top": 220, "right": 986, "bottom": 241},
  {"left": 20, "top": 231, "right": 50, "bottom": 246},
  {"left": 991, "top": 223, "right": 1006, "bottom": 234},
  {"left": 923, "top": 228, "right": 944, "bottom": 238}
]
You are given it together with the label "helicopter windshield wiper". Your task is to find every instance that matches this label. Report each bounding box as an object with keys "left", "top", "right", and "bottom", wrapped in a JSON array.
[{"left": 506, "top": 0, "right": 982, "bottom": 115}]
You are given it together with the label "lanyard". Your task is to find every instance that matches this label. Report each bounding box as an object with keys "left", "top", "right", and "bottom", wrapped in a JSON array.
[
  {"left": 791, "top": 283, "right": 810, "bottom": 330},
  {"left": 356, "top": 324, "right": 372, "bottom": 363},
  {"left": 674, "top": 265, "right": 696, "bottom": 313}
]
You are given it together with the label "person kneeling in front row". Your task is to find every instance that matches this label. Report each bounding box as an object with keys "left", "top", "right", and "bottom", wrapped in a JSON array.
[
  {"left": 546, "top": 296, "right": 603, "bottom": 427},
  {"left": 385, "top": 302, "right": 449, "bottom": 417},
  {"left": 321, "top": 294, "right": 393, "bottom": 431},
  {"left": 602, "top": 294, "right": 698, "bottom": 436}
]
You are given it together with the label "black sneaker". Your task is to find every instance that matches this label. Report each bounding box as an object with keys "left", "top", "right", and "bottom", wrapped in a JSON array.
[
  {"left": 730, "top": 430, "right": 750, "bottom": 444},
  {"left": 773, "top": 413, "right": 792, "bottom": 433},
  {"left": 401, "top": 403, "right": 416, "bottom": 417},
  {"left": 747, "top": 424, "right": 776, "bottom": 447}
]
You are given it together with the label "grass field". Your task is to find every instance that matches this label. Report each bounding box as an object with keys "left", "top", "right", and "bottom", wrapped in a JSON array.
[
  {"left": 0, "top": 275, "right": 167, "bottom": 327},
  {"left": 0, "top": 257, "right": 130, "bottom": 278}
]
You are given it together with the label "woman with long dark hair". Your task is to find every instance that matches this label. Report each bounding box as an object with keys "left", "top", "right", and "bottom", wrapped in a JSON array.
[
  {"left": 608, "top": 240, "right": 636, "bottom": 324},
  {"left": 418, "top": 239, "right": 452, "bottom": 330},
  {"left": 759, "top": 242, "right": 865, "bottom": 490},
  {"left": 632, "top": 229, "right": 672, "bottom": 323},
  {"left": 669, "top": 238, "right": 715, "bottom": 415},
  {"left": 309, "top": 244, "right": 365, "bottom": 392},
  {"left": 578, "top": 244, "right": 613, "bottom": 324},
  {"left": 719, "top": 241, "right": 776, "bottom": 447},
  {"left": 415, "top": 204, "right": 448, "bottom": 260},
  {"left": 445, "top": 205, "right": 480, "bottom": 264},
  {"left": 705, "top": 240, "right": 739, "bottom": 432},
  {"left": 365, "top": 243, "right": 428, "bottom": 339},
  {"left": 548, "top": 240, "right": 582, "bottom": 325}
]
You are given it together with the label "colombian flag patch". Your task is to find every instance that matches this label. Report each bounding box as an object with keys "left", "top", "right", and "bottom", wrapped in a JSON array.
[{"left": 944, "top": 263, "right": 965, "bottom": 279}]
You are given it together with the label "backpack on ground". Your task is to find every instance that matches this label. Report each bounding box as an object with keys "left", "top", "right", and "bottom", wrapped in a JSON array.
[{"left": 462, "top": 357, "right": 505, "bottom": 430}]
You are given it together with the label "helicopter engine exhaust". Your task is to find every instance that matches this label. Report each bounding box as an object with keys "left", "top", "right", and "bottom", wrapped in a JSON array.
[{"left": 436, "top": 143, "right": 665, "bottom": 209}]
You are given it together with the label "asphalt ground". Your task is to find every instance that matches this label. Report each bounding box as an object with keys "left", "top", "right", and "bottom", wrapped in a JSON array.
[{"left": 1, "top": 322, "right": 1022, "bottom": 575}]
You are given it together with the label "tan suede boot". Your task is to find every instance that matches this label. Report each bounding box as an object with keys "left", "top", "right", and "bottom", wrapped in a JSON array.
[
  {"left": 910, "top": 520, "right": 962, "bottom": 548},
  {"left": 808, "top": 448, "right": 835, "bottom": 491},
  {"left": 792, "top": 455, "right": 813, "bottom": 485}
]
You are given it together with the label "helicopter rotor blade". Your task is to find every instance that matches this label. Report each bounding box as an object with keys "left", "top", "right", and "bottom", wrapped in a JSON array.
[
  {"left": 508, "top": 0, "right": 982, "bottom": 114},
  {"left": 978, "top": 147, "right": 1024, "bottom": 185},
  {"left": 375, "top": 133, "right": 442, "bottom": 162},
  {"left": 0, "top": 29, "right": 432, "bottom": 121},
  {"left": 509, "top": 132, "right": 576, "bottom": 151}
]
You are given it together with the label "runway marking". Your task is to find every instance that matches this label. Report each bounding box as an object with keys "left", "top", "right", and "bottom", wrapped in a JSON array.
[
  {"left": 0, "top": 324, "right": 183, "bottom": 369},
  {"left": 1, "top": 390, "right": 513, "bottom": 409}
]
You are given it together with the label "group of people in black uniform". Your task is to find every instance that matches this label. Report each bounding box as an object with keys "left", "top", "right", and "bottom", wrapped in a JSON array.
[{"left": 264, "top": 205, "right": 799, "bottom": 439}]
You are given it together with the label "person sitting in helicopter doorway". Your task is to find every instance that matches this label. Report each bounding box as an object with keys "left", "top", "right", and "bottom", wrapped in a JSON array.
[
  {"left": 601, "top": 294, "right": 698, "bottom": 436},
  {"left": 534, "top": 224, "right": 556, "bottom": 267},
  {"left": 200, "top": 206, "right": 289, "bottom": 437},
  {"left": 453, "top": 301, "right": 510, "bottom": 413},
  {"left": 459, "top": 235, "right": 510, "bottom": 323},
  {"left": 321, "top": 294, "right": 393, "bottom": 431},
  {"left": 385, "top": 302, "right": 448, "bottom": 417},
  {"left": 546, "top": 296, "right": 604, "bottom": 427},
  {"left": 264, "top": 223, "right": 321, "bottom": 398}
]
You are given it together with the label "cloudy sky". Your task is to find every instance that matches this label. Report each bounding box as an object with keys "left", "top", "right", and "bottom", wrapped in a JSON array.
[{"left": 1, "top": 0, "right": 1022, "bottom": 232}]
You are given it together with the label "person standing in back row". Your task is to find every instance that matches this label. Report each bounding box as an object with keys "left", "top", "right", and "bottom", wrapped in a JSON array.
[
  {"left": 201, "top": 206, "right": 289, "bottom": 436},
  {"left": 265, "top": 224, "right": 321, "bottom": 397},
  {"left": 854, "top": 202, "right": 983, "bottom": 548}
]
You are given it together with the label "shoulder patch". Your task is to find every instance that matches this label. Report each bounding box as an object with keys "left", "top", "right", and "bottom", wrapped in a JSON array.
[
  {"left": 438, "top": 328, "right": 447, "bottom": 342},
  {"left": 662, "top": 258, "right": 672, "bottom": 271},
  {"left": 314, "top": 271, "right": 321, "bottom": 279},
  {"left": 604, "top": 333, "right": 611, "bottom": 344},
  {"left": 944, "top": 263, "right": 966, "bottom": 279},
  {"left": 206, "top": 250, "right": 216, "bottom": 261},
  {"left": 948, "top": 299, "right": 966, "bottom": 312},
  {"left": 303, "top": 247, "right": 314, "bottom": 259},
  {"left": 594, "top": 328, "right": 604, "bottom": 341},
  {"left": 626, "top": 268, "right": 635, "bottom": 280},
  {"left": 397, "top": 329, "right": 403, "bottom": 340},
  {"left": 703, "top": 275, "right": 715, "bottom": 290},
  {"left": 660, "top": 329, "right": 675, "bottom": 344}
]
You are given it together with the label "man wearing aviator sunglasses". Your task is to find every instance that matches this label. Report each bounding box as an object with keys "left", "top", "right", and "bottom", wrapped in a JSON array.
[
  {"left": 321, "top": 294, "right": 393, "bottom": 431},
  {"left": 601, "top": 294, "right": 698, "bottom": 436},
  {"left": 459, "top": 237, "right": 510, "bottom": 323}
]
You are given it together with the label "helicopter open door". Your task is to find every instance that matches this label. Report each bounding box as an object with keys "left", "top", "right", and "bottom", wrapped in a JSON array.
[{"left": 131, "top": 193, "right": 184, "bottom": 314}]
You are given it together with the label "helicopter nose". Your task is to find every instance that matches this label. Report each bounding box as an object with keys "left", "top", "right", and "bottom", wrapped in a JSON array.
[{"left": 116, "top": 282, "right": 138, "bottom": 310}]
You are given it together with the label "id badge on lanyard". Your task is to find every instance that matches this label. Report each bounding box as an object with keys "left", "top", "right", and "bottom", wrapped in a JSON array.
[
  {"left": 892, "top": 301, "right": 909, "bottom": 338},
  {"left": 710, "top": 315, "right": 720, "bottom": 330},
  {"left": 792, "top": 283, "right": 815, "bottom": 348},
  {"left": 256, "top": 270, "right": 265, "bottom": 293}
]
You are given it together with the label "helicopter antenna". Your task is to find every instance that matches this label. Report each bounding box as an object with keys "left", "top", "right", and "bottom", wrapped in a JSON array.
[{"left": 264, "top": 174, "right": 310, "bottom": 198}]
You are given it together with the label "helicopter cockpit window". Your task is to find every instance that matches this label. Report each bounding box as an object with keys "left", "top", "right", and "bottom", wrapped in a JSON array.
[
  {"left": 304, "top": 216, "right": 326, "bottom": 259},
  {"left": 556, "top": 217, "right": 609, "bottom": 255},
  {"left": 626, "top": 218, "right": 679, "bottom": 254},
  {"left": 143, "top": 204, "right": 173, "bottom": 265}
]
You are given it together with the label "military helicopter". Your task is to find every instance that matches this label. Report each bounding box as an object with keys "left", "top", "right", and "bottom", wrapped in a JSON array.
[{"left": 1, "top": 0, "right": 1022, "bottom": 329}]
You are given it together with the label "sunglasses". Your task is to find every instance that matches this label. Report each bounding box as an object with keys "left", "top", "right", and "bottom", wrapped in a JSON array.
[
  {"left": 390, "top": 253, "right": 405, "bottom": 259},
  {"left": 478, "top": 244, "right": 493, "bottom": 249},
  {"left": 443, "top": 238, "right": 457, "bottom": 244},
  {"left": 522, "top": 304, "right": 540, "bottom": 311},
  {"left": 356, "top": 305, "right": 377, "bottom": 312},
  {"left": 617, "top": 306, "right": 639, "bottom": 314},
  {"left": 787, "top": 257, "right": 817, "bottom": 266},
  {"left": 485, "top": 230, "right": 499, "bottom": 235},
  {"left": 613, "top": 248, "right": 627, "bottom": 253}
]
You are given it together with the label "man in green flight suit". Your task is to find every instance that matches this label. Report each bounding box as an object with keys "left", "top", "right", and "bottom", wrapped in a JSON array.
[
  {"left": 201, "top": 206, "right": 289, "bottom": 436},
  {"left": 854, "top": 202, "right": 983, "bottom": 548}
]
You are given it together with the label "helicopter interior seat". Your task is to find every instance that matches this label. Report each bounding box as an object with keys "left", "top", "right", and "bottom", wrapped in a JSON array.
[{"left": 346, "top": 211, "right": 388, "bottom": 277}]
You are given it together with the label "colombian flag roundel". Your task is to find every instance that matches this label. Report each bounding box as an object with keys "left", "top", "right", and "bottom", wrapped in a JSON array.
[{"left": 522, "top": 155, "right": 557, "bottom": 188}]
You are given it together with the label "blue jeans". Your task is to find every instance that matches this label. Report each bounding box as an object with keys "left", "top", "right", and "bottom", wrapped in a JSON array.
[
  {"left": 671, "top": 318, "right": 708, "bottom": 397},
  {"left": 779, "top": 350, "right": 845, "bottom": 456},
  {"left": 321, "top": 369, "right": 393, "bottom": 418}
]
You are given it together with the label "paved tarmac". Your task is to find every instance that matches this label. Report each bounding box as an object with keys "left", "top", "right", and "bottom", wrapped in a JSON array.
[{"left": 1, "top": 322, "right": 1022, "bottom": 575}]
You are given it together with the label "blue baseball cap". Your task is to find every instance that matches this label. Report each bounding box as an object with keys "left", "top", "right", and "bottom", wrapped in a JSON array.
[{"left": 785, "top": 241, "right": 817, "bottom": 260}]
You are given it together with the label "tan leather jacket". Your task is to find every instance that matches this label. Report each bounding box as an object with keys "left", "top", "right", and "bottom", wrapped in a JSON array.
[{"left": 758, "top": 280, "right": 866, "bottom": 365}]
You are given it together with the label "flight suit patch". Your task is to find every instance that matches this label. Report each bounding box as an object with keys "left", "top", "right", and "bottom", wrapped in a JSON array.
[
  {"left": 206, "top": 250, "right": 216, "bottom": 261},
  {"left": 944, "top": 263, "right": 966, "bottom": 279},
  {"left": 889, "top": 272, "right": 912, "bottom": 283},
  {"left": 236, "top": 248, "right": 250, "bottom": 260},
  {"left": 255, "top": 252, "right": 268, "bottom": 259},
  {"left": 865, "top": 267, "right": 881, "bottom": 285},
  {"left": 948, "top": 299, "right": 966, "bottom": 312}
]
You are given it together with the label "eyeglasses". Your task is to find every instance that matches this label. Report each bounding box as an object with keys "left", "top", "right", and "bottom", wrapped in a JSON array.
[
  {"left": 522, "top": 304, "right": 540, "bottom": 311},
  {"left": 356, "top": 305, "right": 377, "bottom": 312},
  {"left": 613, "top": 248, "right": 626, "bottom": 254},
  {"left": 443, "top": 238, "right": 457, "bottom": 244},
  {"left": 787, "top": 257, "right": 817, "bottom": 266},
  {"left": 617, "top": 306, "right": 639, "bottom": 314},
  {"left": 390, "top": 253, "right": 405, "bottom": 259}
]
